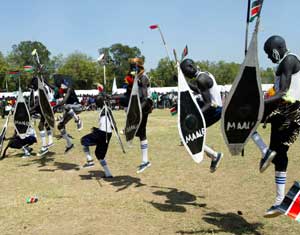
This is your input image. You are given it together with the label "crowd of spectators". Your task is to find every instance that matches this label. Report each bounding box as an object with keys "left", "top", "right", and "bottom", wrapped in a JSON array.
[
  {"left": 0, "top": 96, "right": 16, "bottom": 118},
  {"left": 0, "top": 89, "right": 229, "bottom": 119}
]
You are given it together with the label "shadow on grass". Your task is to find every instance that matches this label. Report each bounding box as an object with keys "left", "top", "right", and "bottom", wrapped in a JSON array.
[
  {"left": 79, "top": 170, "right": 104, "bottom": 180},
  {"left": 147, "top": 186, "right": 206, "bottom": 213},
  {"left": 106, "top": 175, "right": 147, "bottom": 192},
  {"left": 53, "top": 161, "right": 81, "bottom": 171},
  {"left": 176, "top": 212, "right": 263, "bottom": 235},
  {"left": 18, "top": 152, "right": 55, "bottom": 167},
  {"left": 79, "top": 171, "right": 146, "bottom": 192}
]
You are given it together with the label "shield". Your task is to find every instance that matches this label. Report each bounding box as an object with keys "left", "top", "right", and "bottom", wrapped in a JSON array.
[
  {"left": 124, "top": 76, "right": 142, "bottom": 143},
  {"left": 13, "top": 88, "right": 31, "bottom": 139},
  {"left": 38, "top": 77, "right": 55, "bottom": 128},
  {"left": 221, "top": 21, "right": 264, "bottom": 155},
  {"left": 177, "top": 62, "right": 206, "bottom": 163}
]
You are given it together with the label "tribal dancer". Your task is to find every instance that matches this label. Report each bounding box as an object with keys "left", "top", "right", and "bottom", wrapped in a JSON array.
[
  {"left": 121, "top": 58, "right": 153, "bottom": 173},
  {"left": 81, "top": 95, "right": 113, "bottom": 178},
  {"left": 180, "top": 58, "right": 223, "bottom": 172},
  {"left": 52, "top": 75, "right": 83, "bottom": 153},
  {"left": 29, "top": 76, "right": 54, "bottom": 156},
  {"left": 251, "top": 35, "right": 300, "bottom": 217}
]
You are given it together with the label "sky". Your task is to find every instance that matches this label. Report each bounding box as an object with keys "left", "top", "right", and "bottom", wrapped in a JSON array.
[{"left": 1, "top": 0, "right": 300, "bottom": 72}]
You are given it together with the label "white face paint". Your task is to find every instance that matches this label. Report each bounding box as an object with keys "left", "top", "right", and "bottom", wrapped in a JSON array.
[
  {"left": 61, "top": 83, "right": 67, "bottom": 89},
  {"left": 272, "top": 49, "right": 281, "bottom": 63}
]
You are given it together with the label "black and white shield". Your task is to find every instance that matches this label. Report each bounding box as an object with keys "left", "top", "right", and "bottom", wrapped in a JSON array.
[
  {"left": 221, "top": 27, "right": 264, "bottom": 155},
  {"left": 0, "top": 112, "right": 11, "bottom": 155},
  {"left": 177, "top": 62, "right": 206, "bottom": 163},
  {"left": 124, "top": 76, "right": 142, "bottom": 143},
  {"left": 13, "top": 88, "right": 31, "bottom": 139},
  {"left": 38, "top": 77, "right": 55, "bottom": 128}
]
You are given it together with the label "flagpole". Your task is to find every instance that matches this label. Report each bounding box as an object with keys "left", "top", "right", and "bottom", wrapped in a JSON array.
[
  {"left": 244, "top": 0, "right": 251, "bottom": 55},
  {"left": 151, "top": 25, "right": 176, "bottom": 73},
  {"left": 157, "top": 27, "right": 172, "bottom": 62},
  {"left": 5, "top": 77, "right": 8, "bottom": 91}
]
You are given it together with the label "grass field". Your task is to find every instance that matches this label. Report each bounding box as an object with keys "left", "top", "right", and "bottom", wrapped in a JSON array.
[{"left": 0, "top": 109, "right": 299, "bottom": 235}]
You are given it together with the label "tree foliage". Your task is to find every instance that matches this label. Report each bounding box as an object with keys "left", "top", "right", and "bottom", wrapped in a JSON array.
[
  {"left": 7, "top": 41, "right": 51, "bottom": 68},
  {"left": 0, "top": 52, "right": 9, "bottom": 91},
  {"left": 148, "top": 58, "right": 176, "bottom": 87},
  {"left": 57, "top": 52, "right": 102, "bottom": 89},
  {"left": 0, "top": 40, "right": 276, "bottom": 91},
  {"left": 98, "top": 43, "right": 144, "bottom": 88}
]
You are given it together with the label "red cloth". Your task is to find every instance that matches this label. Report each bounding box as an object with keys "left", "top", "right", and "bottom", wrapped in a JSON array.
[
  {"left": 59, "top": 88, "right": 65, "bottom": 94},
  {"left": 149, "top": 24, "right": 158, "bottom": 30},
  {"left": 124, "top": 75, "right": 134, "bottom": 86}
]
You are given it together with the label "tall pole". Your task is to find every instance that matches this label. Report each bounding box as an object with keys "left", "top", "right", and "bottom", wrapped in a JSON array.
[
  {"left": 103, "top": 64, "right": 106, "bottom": 92},
  {"left": 244, "top": 0, "right": 251, "bottom": 56},
  {"left": 150, "top": 24, "right": 176, "bottom": 73},
  {"left": 157, "top": 27, "right": 172, "bottom": 62}
]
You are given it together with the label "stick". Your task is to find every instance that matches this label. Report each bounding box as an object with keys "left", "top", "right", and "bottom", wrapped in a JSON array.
[
  {"left": 244, "top": 0, "right": 251, "bottom": 55},
  {"left": 153, "top": 25, "right": 176, "bottom": 73}
]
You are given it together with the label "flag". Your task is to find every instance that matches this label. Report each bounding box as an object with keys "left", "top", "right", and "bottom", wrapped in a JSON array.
[
  {"left": 149, "top": 24, "right": 159, "bottom": 30},
  {"left": 170, "top": 106, "right": 177, "bottom": 116},
  {"left": 279, "top": 181, "right": 300, "bottom": 222},
  {"left": 8, "top": 70, "right": 20, "bottom": 78},
  {"left": 97, "top": 83, "right": 104, "bottom": 93},
  {"left": 24, "top": 65, "right": 34, "bottom": 73},
  {"left": 249, "top": 0, "right": 262, "bottom": 22},
  {"left": 112, "top": 77, "right": 118, "bottom": 95},
  {"left": 181, "top": 45, "right": 188, "bottom": 61}
]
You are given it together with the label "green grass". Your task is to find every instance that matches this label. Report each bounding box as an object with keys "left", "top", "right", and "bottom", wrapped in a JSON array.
[{"left": 0, "top": 109, "right": 299, "bottom": 235}]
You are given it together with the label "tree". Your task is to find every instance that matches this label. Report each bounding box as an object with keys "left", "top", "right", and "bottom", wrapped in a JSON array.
[
  {"left": 49, "top": 53, "right": 65, "bottom": 73},
  {"left": 98, "top": 43, "right": 144, "bottom": 88},
  {"left": 57, "top": 52, "right": 102, "bottom": 89},
  {"left": 196, "top": 60, "right": 240, "bottom": 85},
  {"left": 7, "top": 41, "right": 51, "bottom": 68},
  {"left": 5, "top": 41, "right": 52, "bottom": 89},
  {"left": 0, "top": 52, "right": 9, "bottom": 91},
  {"left": 148, "top": 57, "right": 176, "bottom": 87},
  {"left": 261, "top": 67, "right": 275, "bottom": 83}
]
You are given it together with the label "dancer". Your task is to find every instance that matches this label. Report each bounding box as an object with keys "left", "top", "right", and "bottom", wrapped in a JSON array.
[
  {"left": 81, "top": 95, "right": 113, "bottom": 178},
  {"left": 180, "top": 58, "right": 223, "bottom": 172},
  {"left": 52, "top": 75, "right": 83, "bottom": 153},
  {"left": 251, "top": 35, "right": 300, "bottom": 217}
]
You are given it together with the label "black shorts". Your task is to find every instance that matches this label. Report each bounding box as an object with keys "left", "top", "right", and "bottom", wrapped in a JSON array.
[
  {"left": 267, "top": 101, "right": 300, "bottom": 146},
  {"left": 9, "top": 136, "right": 37, "bottom": 149},
  {"left": 81, "top": 129, "right": 112, "bottom": 160},
  {"left": 203, "top": 106, "right": 222, "bottom": 128}
]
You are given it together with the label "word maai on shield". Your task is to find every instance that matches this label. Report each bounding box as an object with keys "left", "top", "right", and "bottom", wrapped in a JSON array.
[
  {"left": 221, "top": 21, "right": 264, "bottom": 155},
  {"left": 279, "top": 181, "right": 300, "bottom": 222},
  {"left": 13, "top": 87, "right": 31, "bottom": 139},
  {"left": 124, "top": 75, "right": 142, "bottom": 143},
  {"left": 38, "top": 77, "right": 55, "bottom": 128},
  {"left": 177, "top": 62, "right": 206, "bottom": 163}
]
